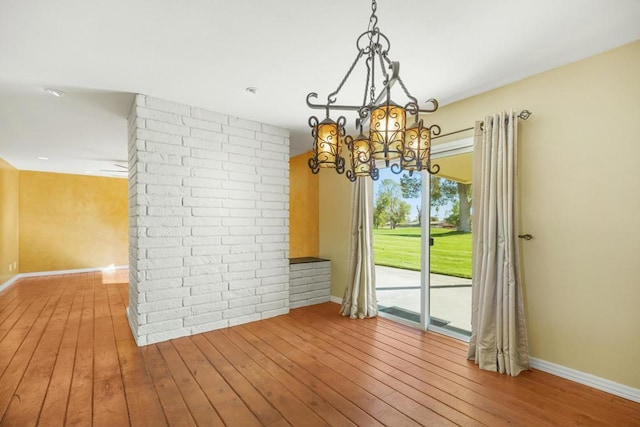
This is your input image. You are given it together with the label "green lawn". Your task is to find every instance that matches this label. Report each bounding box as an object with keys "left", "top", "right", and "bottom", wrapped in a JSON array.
[{"left": 373, "top": 227, "right": 472, "bottom": 278}]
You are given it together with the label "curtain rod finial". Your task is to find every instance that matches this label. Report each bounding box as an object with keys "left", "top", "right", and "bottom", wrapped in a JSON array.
[{"left": 518, "top": 110, "right": 532, "bottom": 120}]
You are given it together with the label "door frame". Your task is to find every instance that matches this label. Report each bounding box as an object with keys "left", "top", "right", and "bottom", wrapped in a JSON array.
[{"left": 421, "top": 137, "right": 474, "bottom": 340}]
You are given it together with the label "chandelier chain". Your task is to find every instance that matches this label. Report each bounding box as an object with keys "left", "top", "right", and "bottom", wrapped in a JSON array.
[
  {"left": 368, "top": 0, "right": 379, "bottom": 106},
  {"left": 368, "top": 0, "right": 378, "bottom": 33},
  {"left": 369, "top": 51, "right": 376, "bottom": 105}
]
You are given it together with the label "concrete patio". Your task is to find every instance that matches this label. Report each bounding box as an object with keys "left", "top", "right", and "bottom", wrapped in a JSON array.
[{"left": 375, "top": 265, "right": 472, "bottom": 334}]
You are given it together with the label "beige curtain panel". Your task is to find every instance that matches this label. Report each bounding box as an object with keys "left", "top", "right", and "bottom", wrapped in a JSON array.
[
  {"left": 467, "top": 111, "right": 530, "bottom": 376},
  {"left": 341, "top": 177, "right": 378, "bottom": 319}
]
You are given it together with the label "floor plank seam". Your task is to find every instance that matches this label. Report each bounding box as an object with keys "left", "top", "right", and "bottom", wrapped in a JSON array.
[
  {"left": 2, "top": 275, "right": 639, "bottom": 426},
  {"left": 37, "top": 274, "right": 84, "bottom": 426},
  {"left": 1, "top": 277, "right": 71, "bottom": 424},
  {"left": 276, "top": 314, "right": 491, "bottom": 426},
  {"left": 272, "top": 315, "right": 468, "bottom": 426},
  {"left": 240, "top": 321, "right": 401, "bottom": 427}
]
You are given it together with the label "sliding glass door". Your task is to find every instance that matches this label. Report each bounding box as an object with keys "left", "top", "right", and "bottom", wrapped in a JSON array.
[
  {"left": 427, "top": 141, "right": 473, "bottom": 339},
  {"left": 373, "top": 168, "right": 423, "bottom": 324},
  {"left": 373, "top": 138, "right": 473, "bottom": 340}
]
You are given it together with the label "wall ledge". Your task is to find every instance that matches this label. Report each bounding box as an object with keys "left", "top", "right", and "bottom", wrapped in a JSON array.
[{"left": 0, "top": 265, "right": 129, "bottom": 293}]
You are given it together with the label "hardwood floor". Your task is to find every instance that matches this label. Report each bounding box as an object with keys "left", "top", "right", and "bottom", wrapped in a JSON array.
[{"left": 0, "top": 273, "right": 638, "bottom": 426}]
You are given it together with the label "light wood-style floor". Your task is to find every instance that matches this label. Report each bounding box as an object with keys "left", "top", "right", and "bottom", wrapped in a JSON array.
[{"left": 0, "top": 273, "right": 638, "bottom": 426}]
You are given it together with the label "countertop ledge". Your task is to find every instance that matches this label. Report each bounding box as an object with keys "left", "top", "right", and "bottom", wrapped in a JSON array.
[{"left": 289, "top": 257, "right": 330, "bottom": 265}]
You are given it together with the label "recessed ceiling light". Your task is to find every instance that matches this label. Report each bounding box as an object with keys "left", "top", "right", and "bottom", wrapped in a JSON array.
[
  {"left": 245, "top": 87, "right": 258, "bottom": 96},
  {"left": 37, "top": 156, "right": 49, "bottom": 160},
  {"left": 44, "top": 88, "right": 65, "bottom": 98}
]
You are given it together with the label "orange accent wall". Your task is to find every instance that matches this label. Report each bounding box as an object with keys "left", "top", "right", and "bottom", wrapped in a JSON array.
[
  {"left": 19, "top": 171, "right": 128, "bottom": 273},
  {"left": 0, "top": 157, "right": 20, "bottom": 284},
  {"left": 289, "top": 152, "right": 319, "bottom": 258}
]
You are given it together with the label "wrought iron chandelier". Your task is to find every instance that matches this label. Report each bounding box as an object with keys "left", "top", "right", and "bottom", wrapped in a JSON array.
[{"left": 307, "top": 0, "right": 441, "bottom": 181}]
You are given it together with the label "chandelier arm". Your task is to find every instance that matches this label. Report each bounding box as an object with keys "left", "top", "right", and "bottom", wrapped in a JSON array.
[
  {"left": 380, "top": 53, "right": 415, "bottom": 101},
  {"left": 372, "top": 61, "right": 399, "bottom": 105},
  {"left": 379, "top": 56, "right": 440, "bottom": 115},
  {"left": 307, "top": 92, "right": 373, "bottom": 113},
  {"left": 306, "top": 93, "right": 327, "bottom": 110},
  {"left": 327, "top": 50, "right": 365, "bottom": 104},
  {"left": 396, "top": 75, "right": 419, "bottom": 110},
  {"left": 362, "top": 55, "right": 373, "bottom": 111},
  {"left": 379, "top": 54, "right": 418, "bottom": 110},
  {"left": 381, "top": 50, "right": 439, "bottom": 113},
  {"left": 416, "top": 99, "right": 439, "bottom": 114},
  {"left": 306, "top": 102, "right": 372, "bottom": 113},
  {"left": 377, "top": 49, "right": 391, "bottom": 84}
]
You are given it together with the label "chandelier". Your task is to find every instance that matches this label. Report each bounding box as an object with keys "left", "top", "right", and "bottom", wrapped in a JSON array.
[{"left": 307, "top": 0, "right": 441, "bottom": 181}]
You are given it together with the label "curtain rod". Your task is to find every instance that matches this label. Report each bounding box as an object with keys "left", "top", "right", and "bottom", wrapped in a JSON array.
[{"left": 432, "top": 110, "right": 532, "bottom": 140}]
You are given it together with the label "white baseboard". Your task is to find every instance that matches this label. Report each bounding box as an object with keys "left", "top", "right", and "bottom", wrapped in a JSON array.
[
  {"left": 0, "top": 275, "right": 22, "bottom": 293},
  {"left": 0, "top": 265, "right": 129, "bottom": 293},
  {"left": 20, "top": 265, "right": 129, "bottom": 278},
  {"left": 332, "top": 294, "right": 639, "bottom": 403},
  {"left": 530, "top": 357, "right": 639, "bottom": 403},
  {"left": 3, "top": 280, "right": 638, "bottom": 403}
]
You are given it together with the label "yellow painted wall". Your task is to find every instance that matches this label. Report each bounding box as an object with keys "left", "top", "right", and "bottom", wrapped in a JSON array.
[
  {"left": 318, "top": 166, "right": 353, "bottom": 298},
  {"left": 19, "top": 171, "right": 128, "bottom": 272},
  {"left": 289, "top": 152, "right": 319, "bottom": 258},
  {"left": 320, "top": 41, "right": 640, "bottom": 388},
  {"left": 0, "top": 157, "right": 20, "bottom": 284}
]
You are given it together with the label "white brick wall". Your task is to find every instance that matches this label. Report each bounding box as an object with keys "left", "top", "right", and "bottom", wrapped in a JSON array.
[
  {"left": 289, "top": 260, "right": 331, "bottom": 309},
  {"left": 128, "top": 94, "right": 290, "bottom": 346}
]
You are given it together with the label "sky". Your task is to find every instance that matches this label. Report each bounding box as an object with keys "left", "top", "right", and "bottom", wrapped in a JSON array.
[{"left": 373, "top": 167, "right": 454, "bottom": 222}]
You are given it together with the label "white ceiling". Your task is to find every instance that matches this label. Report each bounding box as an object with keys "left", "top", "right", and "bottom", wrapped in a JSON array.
[{"left": 1, "top": 0, "right": 639, "bottom": 177}]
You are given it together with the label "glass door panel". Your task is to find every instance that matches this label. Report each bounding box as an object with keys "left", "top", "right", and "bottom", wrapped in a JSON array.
[
  {"left": 428, "top": 151, "right": 473, "bottom": 338},
  {"left": 373, "top": 167, "right": 423, "bottom": 325},
  {"left": 372, "top": 140, "right": 473, "bottom": 340}
]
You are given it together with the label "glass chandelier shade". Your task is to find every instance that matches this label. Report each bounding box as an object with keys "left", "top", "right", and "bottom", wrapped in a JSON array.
[
  {"left": 307, "top": 116, "right": 346, "bottom": 174},
  {"left": 370, "top": 102, "right": 406, "bottom": 162},
  {"left": 401, "top": 120, "right": 431, "bottom": 173},
  {"left": 346, "top": 132, "right": 377, "bottom": 181},
  {"left": 315, "top": 118, "right": 341, "bottom": 168}
]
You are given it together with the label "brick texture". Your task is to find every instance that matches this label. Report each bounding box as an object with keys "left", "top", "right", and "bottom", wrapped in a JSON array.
[
  {"left": 128, "top": 94, "right": 290, "bottom": 345},
  {"left": 289, "top": 261, "right": 331, "bottom": 309}
]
